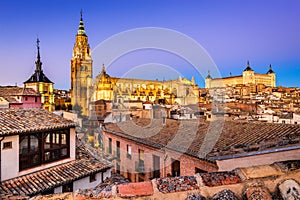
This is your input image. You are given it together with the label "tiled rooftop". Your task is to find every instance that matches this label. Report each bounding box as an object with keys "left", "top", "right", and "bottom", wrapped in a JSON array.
[
  {"left": 212, "top": 189, "right": 239, "bottom": 200},
  {"left": 0, "top": 86, "right": 39, "bottom": 96},
  {"left": 76, "top": 173, "right": 129, "bottom": 199},
  {"left": 274, "top": 160, "right": 300, "bottom": 172},
  {"left": 0, "top": 159, "right": 111, "bottom": 197},
  {"left": 105, "top": 118, "right": 300, "bottom": 160},
  {"left": 0, "top": 108, "right": 76, "bottom": 136},
  {"left": 199, "top": 171, "right": 241, "bottom": 187},
  {"left": 3, "top": 97, "right": 20, "bottom": 104},
  {"left": 32, "top": 159, "right": 300, "bottom": 199},
  {"left": 156, "top": 176, "right": 199, "bottom": 194}
]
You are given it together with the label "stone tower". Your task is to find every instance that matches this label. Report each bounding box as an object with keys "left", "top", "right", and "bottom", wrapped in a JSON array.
[
  {"left": 205, "top": 71, "right": 212, "bottom": 88},
  {"left": 242, "top": 61, "right": 255, "bottom": 85},
  {"left": 267, "top": 64, "right": 276, "bottom": 87},
  {"left": 70, "top": 11, "right": 93, "bottom": 116}
]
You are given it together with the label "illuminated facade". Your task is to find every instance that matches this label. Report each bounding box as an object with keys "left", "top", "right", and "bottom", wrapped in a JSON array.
[
  {"left": 205, "top": 61, "right": 276, "bottom": 88},
  {"left": 93, "top": 65, "right": 199, "bottom": 105},
  {"left": 24, "top": 39, "right": 55, "bottom": 111},
  {"left": 71, "top": 13, "right": 199, "bottom": 116},
  {"left": 70, "top": 11, "right": 93, "bottom": 116}
]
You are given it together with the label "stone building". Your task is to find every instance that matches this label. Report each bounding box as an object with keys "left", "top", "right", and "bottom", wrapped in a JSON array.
[
  {"left": 70, "top": 11, "right": 93, "bottom": 116},
  {"left": 24, "top": 39, "right": 55, "bottom": 111},
  {"left": 102, "top": 118, "right": 300, "bottom": 182},
  {"left": 205, "top": 61, "right": 276, "bottom": 88},
  {"left": 70, "top": 13, "right": 199, "bottom": 117}
]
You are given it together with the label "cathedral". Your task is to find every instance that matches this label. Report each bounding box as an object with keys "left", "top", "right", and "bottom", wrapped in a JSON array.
[
  {"left": 70, "top": 13, "right": 277, "bottom": 116},
  {"left": 205, "top": 61, "right": 276, "bottom": 88},
  {"left": 70, "top": 13, "right": 199, "bottom": 116}
]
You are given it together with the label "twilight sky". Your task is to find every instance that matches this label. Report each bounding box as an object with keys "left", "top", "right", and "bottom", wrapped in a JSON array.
[{"left": 0, "top": 0, "right": 299, "bottom": 89}]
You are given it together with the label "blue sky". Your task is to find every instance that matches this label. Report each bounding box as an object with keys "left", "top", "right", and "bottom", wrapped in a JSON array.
[{"left": 0, "top": 0, "right": 299, "bottom": 89}]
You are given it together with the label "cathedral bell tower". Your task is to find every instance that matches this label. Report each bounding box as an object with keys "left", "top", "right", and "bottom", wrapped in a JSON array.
[{"left": 71, "top": 11, "right": 93, "bottom": 116}]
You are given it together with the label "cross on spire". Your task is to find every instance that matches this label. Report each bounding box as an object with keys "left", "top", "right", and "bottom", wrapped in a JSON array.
[{"left": 35, "top": 37, "right": 42, "bottom": 72}]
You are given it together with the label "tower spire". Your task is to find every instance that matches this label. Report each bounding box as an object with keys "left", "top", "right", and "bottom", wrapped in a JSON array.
[
  {"left": 206, "top": 70, "right": 212, "bottom": 79},
  {"left": 244, "top": 60, "right": 253, "bottom": 71},
  {"left": 102, "top": 64, "right": 106, "bottom": 73},
  {"left": 35, "top": 37, "right": 42, "bottom": 72},
  {"left": 78, "top": 10, "right": 86, "bottom": 35},
  {"left": 267, "top": 64, "right": 275, "bottom": 74}
]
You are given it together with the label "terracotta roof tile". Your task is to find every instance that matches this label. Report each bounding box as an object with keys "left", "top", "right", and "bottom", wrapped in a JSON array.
[
  {"left": 200, "top": 171, "right": 241, "bottom": 187},
  {"left": 0, "top": 108, "right": 76, "bottom": 136},
  {"left": 156, "top": 176, "right": 199, "bottom": 194},
  {"left": 245, "top": 186, "right": 272, "bottom": 200},
  {"left": 188, "top": 193, "right": 207, "bottom": 200},
  {"left": 76, "top": 173, "right": 129, "bottom": 199},
  {"left": 105, "top": 119, "right": 300, "bottom": 160},
  {"left": 212, "top": 189, "right": 239, "bottom": 200},
  {"left": 274, "top": 160, "right": 300, "bottom": 172},
  {"left": 0, "top": 159, "right": 111, "bottom": 196},
  {"left": 0, "top": 86, "right": 39, "bottom": 96}
]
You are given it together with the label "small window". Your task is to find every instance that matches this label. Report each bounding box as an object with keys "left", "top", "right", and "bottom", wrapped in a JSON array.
[
  {"left": 3, "top": 141, "right": 12, "bottom": 149},
  {"left": 25, "top": 97, "right": 28, "bottom": 101},
  {"left": 62, "top": 182, "right": 73, "bottom": 192},
  {"left": 108, "top": 138, "right": 112, "bottom": 154},
  {"left": 90, "top": 174, "right": 96, "bottom": 182},
  {"left": 127, "top": 145, "right": 132, "bottom": 159}
]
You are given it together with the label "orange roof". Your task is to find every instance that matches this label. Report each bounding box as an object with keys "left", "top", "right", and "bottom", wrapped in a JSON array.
[
  {"left": 105, "top": 119, "right": 300, "bottom": 160},
  {"left": 0, "top": 108, "right": 76, "bottom": 136},
  {"left": 0, "top": 159, "right": 111, "bottom": 196}
]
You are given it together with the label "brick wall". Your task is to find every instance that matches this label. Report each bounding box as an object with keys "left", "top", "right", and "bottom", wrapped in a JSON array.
[{"left": 102, "top": 130, "right": 218, "bottom": 182}]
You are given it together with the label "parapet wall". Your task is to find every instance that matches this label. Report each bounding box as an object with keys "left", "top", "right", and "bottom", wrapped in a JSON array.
[
  {"left": 71, "top": 160, "right": 300, "bottom": 199},
  {"left": 7, "top": 160, "right": 300, "bottom": 200}
]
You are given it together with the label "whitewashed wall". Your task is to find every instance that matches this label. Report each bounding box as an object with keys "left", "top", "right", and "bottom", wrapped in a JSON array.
[
  {"left": 1, "top": 135, "right": 19, "bottom": 181},
  {"left": 54, "top": 186, "right": 62, "bottom": 194}
]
